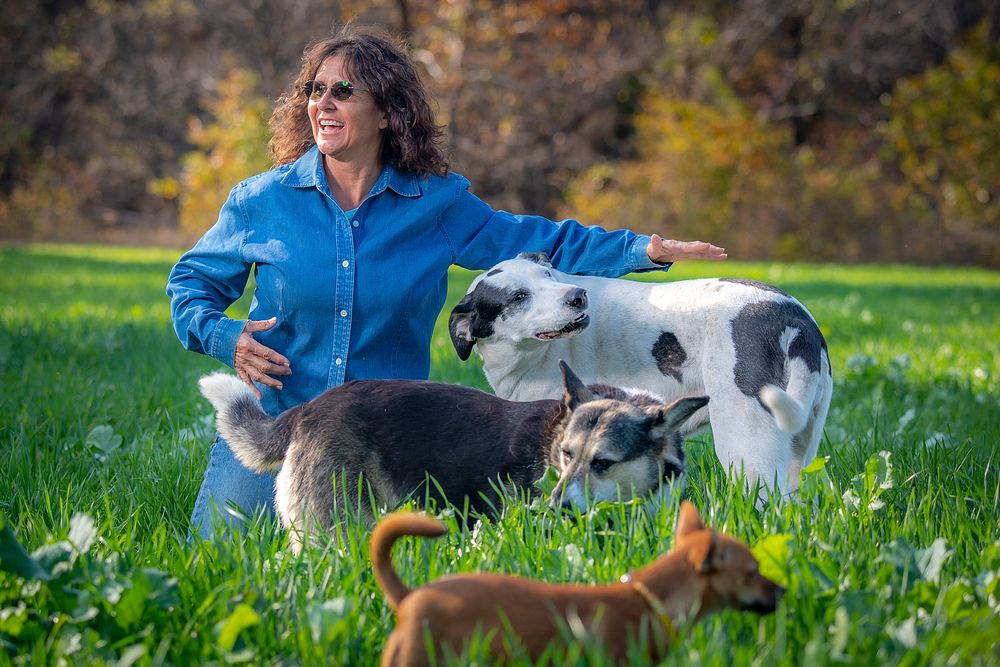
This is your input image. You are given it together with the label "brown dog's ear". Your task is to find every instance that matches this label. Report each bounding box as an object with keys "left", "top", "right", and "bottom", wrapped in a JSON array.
[
  {"left": 675, "top": 501, "right": 706, "bottom": 539},
  {"left": 686, "top": 529, "right": 722, "bottom": 573},
  {"left": 648, "top": 395, "right": 709, "bottom": 440},
  {"left": 449, "top": 295, "right": 477, "bottom": 361},
  {"left": 516, "top": 251, "right": 553, "bottom": 268},
  {"left": 560, "top": 360, "right": 595, "bottom": 410}
]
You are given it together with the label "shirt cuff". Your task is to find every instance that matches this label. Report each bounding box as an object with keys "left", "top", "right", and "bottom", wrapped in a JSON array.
[
  {"left": 629, "top": 235, "right": 672, "bottom": 273},
  {"left": 209, "top": 316, "right": 247, "bottom": 367}
]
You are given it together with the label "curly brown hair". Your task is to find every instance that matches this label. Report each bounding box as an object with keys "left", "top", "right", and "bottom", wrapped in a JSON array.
[{"left": 268, "top": 24, "right": 449, "bottom": 177}]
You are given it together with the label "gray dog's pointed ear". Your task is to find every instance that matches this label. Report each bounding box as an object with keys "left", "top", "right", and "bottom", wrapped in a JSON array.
[
  {"left": 560, "top": 360, "right": 594, "bottom": 410},
  {"left": 449, "top": 294, "right": 477, "bottom": 361},
  {"left": 516, "top": 251, "right": 552, "bottom": 268},
  {"left": 648, "top": 395, "right": 709, "bottom": 440}
]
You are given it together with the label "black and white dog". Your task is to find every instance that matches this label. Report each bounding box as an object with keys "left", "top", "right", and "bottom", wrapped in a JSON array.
[
  {"left": 449, "top": 253, "right": 833, "bottom": 496},
  {"left": 199, "top": 361, "right": 707, "bottom": 550}
]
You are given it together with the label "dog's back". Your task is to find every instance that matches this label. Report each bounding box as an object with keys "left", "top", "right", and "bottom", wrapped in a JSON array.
[{"left": 290, "top": 380, "right": 561, "bottom": 517}]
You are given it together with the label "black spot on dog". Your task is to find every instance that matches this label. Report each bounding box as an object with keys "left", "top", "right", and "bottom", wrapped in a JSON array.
[
  {"left": 719, "top": 278, "right": 791, "bottom": 298},
  {"left": 651, "top": 331, "right": 687, "bottom": 382},
  {"left": 730, "top": 300, "right": 829, "bottom": 410},
  {"left": 486, "top": 268, "right": 503, "bottom": 277},
  {"left": 455, "top": 283, "right": 529, "bottom": 340}
]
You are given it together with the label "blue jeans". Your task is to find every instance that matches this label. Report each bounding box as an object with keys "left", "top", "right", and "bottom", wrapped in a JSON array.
[{"left": 190, "top": 434, "right": 276, "bottom": 539}]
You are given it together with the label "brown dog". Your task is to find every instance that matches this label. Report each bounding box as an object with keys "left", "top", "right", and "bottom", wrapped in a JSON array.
[{"left": 372, "top": 502, "right": 784, "bottom": 666}]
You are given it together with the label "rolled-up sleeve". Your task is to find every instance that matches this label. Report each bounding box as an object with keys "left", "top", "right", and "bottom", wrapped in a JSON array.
[
  {"left": 439, "top": 182, "right": 668, "bottom": 277},
  {"left": 165, "top": 186, "right": 252, "bottom": 367}
]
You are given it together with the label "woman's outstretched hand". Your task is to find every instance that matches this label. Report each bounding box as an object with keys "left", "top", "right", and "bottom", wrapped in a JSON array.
[
  {"left": 646, "top": 234, "right": 727, "bottom": 264},
  {"left": 234, "top": 317, "right": 292, "bottom": 398}
]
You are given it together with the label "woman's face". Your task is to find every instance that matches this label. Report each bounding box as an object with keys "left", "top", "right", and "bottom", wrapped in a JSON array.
[{"left": 308, "top": 54, "right": 387, "bottom": 166}]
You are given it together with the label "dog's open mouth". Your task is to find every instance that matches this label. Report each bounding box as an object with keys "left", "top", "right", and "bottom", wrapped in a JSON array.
[{"left": 535, "top": 313, "right": 589, "bottom": 340}]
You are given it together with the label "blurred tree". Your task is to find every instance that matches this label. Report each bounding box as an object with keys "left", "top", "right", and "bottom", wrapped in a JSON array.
[
  {"left": 151, "top": 68, "right": 271, "bottom": 238},
  {"left": 564, "top": 56, "right": 795, "bottom": 259},
  {"left": 1, "top": 0, "right": 997, "bottom": 265},
  {"left": 881, "top": 23, "right": 1000, "bottom": 265}
]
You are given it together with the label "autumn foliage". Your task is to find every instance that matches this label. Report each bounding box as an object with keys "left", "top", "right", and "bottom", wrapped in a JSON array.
[{"left": 1, "top": 1, "right": 998, "bottom": 265}]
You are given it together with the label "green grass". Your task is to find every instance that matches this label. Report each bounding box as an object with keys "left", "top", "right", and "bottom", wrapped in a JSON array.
[{"left": 1, "top": 244, "right": 998, "bottom": 666}]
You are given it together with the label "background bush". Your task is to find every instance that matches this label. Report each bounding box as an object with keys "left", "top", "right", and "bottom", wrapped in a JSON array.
[{"left": 1, "top": 1, "right": 998, "bottom": 264}]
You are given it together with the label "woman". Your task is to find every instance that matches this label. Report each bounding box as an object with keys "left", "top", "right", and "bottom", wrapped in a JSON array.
[{"left": 167, "top": 25, "right": 726, "bottom": 538}]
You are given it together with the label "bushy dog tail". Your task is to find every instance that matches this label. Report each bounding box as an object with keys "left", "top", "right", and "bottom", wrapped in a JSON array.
[
  {"left": 198, "top": 372, "right": 290, "bottom": 471},
  {"left": 759, "top": 382, "right": 814, "bottom": 434},
  {"left": 370, "top": 513, "right": 448, "bottom": 612}
]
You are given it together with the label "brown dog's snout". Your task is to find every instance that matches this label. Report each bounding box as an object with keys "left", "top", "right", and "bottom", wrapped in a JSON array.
[
  {"left": 564, "top": 288, "right": 587, "bottom": 310},
  {"left": 748, "top": 575, "right": 785, "bottom": 614}
]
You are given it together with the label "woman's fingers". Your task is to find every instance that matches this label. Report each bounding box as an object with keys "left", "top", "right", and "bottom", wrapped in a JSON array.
[
  {"left": 648, "top": 234, "right": 727, "bottom": 262},
  {"left": 237, "top": 368, "right": 263, "bottom": 399},
  {"left": 244, "top": 317, "right": 278, "bottom": 333},
  {"left": 234, "top": 318, "right": 292, "bottom": 395},
  {"left": 241, "top": 336, "right": 291, "bottom": 371}
]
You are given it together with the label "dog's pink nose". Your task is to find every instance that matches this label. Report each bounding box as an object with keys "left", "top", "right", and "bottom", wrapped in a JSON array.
[{"left": 564, "top": 288, "right": 587, "bottom": 310}]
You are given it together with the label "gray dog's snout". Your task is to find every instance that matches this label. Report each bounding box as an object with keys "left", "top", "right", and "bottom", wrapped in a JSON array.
[{"left": 565, "top": 288, "right": 587, "bottom": 310}]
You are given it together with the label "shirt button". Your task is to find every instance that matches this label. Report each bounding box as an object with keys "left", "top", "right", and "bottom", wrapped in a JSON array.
[
  {"left": 335, "top": 358, "right": 343, "bottom": 366},
  {"left": 352, "top": 220, "right": 359, "bottom": 228},
  {"left": 340, "top": 309, "right": 348, "bottom": 317},
  {"left": 341, "top": 260, "right": 349, "bottom": 268}
]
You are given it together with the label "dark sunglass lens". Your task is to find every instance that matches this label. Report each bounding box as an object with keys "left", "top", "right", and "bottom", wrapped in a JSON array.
[{"left": 331, "top": 82, "right": 354, "bottom": 101}]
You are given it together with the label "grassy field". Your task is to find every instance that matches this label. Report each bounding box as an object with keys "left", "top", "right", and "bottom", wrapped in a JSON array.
[{"left": 1, "top": 244, "right": 998, "bottom": 666}]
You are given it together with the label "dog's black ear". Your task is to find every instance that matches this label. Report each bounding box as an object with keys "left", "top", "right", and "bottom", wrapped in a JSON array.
[
  {"left": 516, "top": 251, "right": 553, "bottom": 268},
  {"left": 559, "top": 360, "right": 594, "bottom": 410},
  {"left": 449, "top": 294, "right": 478, "bottom": 361},
  {"left": 649, "top": 395, "right": 709, "bottom": 440}
]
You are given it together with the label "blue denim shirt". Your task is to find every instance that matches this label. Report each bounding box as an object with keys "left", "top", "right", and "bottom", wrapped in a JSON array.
[{"left": 167, "top": 145, "right": 667, "bottom": 417}]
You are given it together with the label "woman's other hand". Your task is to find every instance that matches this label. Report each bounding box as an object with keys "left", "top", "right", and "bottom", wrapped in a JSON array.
[
  {"left": 646, "top": 234, "right": 728, "bottom": 264},
  {"left": 234, "top": 317, "right": 292, "bottom": 398}
]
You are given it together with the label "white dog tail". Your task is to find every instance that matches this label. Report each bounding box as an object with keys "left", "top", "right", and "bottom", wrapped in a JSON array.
[
  {"left": 198, "top": 372, "right": 289, "bottom": 472},
  {"left": 759, "top": 385, "right": 811, "bottom": 433}
]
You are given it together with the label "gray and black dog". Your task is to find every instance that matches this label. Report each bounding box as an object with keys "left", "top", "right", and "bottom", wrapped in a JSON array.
[
  {"left": 199, "top": 361, "right": 707, "bottom": 551},
  {"left": 450, "top": 253, "right": 832, "bottom": 498}
]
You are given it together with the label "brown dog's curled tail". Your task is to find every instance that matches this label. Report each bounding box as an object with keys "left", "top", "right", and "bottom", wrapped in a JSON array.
[{"left": 370, "top": 513, "right": 448, "bottom": 611}]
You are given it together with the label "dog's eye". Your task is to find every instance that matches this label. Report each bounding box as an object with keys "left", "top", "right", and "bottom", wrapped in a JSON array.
[
  {"left": 590, "top": 458, "right": 615, "bottom": 474},
  {"left": 545, "top": 270, "right": 552, "bottom": 278},
  {"left": 510, "top": 292, "right": 528, "bottom": 303}
]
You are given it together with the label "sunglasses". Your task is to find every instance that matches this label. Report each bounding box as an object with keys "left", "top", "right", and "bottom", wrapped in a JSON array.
[{"left": 303, "top": 80, "right": 366, "bottom": 102}]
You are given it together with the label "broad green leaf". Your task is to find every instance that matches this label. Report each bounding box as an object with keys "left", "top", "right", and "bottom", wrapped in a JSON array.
[
  {"left": 915, "top": 538, "right": 951, "bottom": 584},
  {"left": 752, "top": 533, "right": 793, "bottom": 588},
  {"left": 86, "top": 424, "right": 123, "bottom": 459},
  {"left": 0, "top": 603, "right": 28, "bottom": 637},
  {"left": 888, "top": 616, "right": 919, "bottom": 649},
  {"left": 0, "top": 514, "right": 51, "bottom": 581},
  {"left": 217, "top": 603, "right": 260, "bottom": 652},
  {"left": 68, "top": 513, "right": 97, "bottom": 555},
  {"left": 533, "top": 467, "right": 560, "bottom": 496},
  {"left": 116, "top": 643, "right": 147, "bottom": 667},
  {"left": 800, "top": 456, "right": 828, "bottom": 476},
  {"left": 114, "top": 570, "right": 153, "bottom": 629},
  {"left": 307, "top": 597, "right": 351, "bottom": 645}
]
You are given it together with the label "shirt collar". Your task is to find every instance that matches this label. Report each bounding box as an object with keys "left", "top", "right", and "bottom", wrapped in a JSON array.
[{"left": 280, "top": 145, "right": 422, "bottom": 198}]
